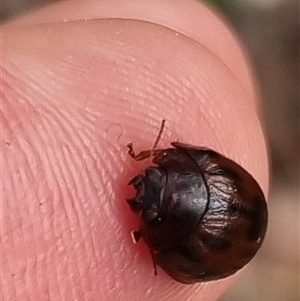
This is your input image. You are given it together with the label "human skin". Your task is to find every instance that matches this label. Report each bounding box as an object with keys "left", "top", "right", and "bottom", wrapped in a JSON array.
[{"left": 2, "top": 0, "right": 269, "bottom": 300}]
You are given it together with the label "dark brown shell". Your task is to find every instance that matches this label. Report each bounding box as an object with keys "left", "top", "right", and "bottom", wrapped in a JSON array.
[{"left": 127, "top": 141, "right": 268, "bottom": 284}]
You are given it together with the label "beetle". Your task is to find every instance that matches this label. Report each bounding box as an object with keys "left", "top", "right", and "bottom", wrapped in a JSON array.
[{"left": 126, "top": 120, "right": 268, "bottom": 284}]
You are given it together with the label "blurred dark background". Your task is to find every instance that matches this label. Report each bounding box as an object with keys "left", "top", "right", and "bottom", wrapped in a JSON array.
[
  {"left": 207, "top": 1, "right": 299, "bottom": 300},
  {"left": 2, "top": 0, "right": 299, "bottom": 300}
]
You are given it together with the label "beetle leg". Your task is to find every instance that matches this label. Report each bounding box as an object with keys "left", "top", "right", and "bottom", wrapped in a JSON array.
[
  {"left": 150, "top": 250, "right": 158, "bottom": 276},
  {"left": 127, "top": 143, "right": 163, "bottom": 161},
  {"left": 127, "top": 175, "right": 143, "bottom": 187},
  {"left": 131, "top": 230, "right": 142, "bottom": 244},
  {"left": 127, "top": 120, "right": 166, "bottom": 161},
  {"left": 127, "top": 143, "right": 152, "bottom": 161}
]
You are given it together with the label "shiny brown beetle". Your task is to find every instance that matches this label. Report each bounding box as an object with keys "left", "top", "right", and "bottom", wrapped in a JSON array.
[{"left": 127, "top": 121, "right": 268, "bottom": 284}]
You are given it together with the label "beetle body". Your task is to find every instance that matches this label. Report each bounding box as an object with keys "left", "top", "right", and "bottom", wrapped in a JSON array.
[{"left": 127, "top": 141, "right": 268, "bottom": 284}]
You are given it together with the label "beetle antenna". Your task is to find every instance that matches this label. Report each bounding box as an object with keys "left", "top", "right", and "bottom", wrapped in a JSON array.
[
  {"left": 150, "top": 119, "right": 166, "bottom": 157},
  {"left": 126, "top": 120, "right": 166, "bottom": 162}
]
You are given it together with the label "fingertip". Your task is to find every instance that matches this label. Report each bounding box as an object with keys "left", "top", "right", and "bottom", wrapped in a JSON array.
[
  {"left": 6, "top": 0, "right": 255, "bottom": 101},
  {"left": 3, "top": 2, "right": 268, "bottom": 300}
]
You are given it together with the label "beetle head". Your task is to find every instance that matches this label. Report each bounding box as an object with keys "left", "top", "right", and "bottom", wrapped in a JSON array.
[{"left": 127, "top": 167, "right": 166, "bottom": 224}]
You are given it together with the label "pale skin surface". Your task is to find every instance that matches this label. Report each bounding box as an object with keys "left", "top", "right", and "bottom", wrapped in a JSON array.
[{"left": 2, "top": 0, "right": 269, "bottom": 300}]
